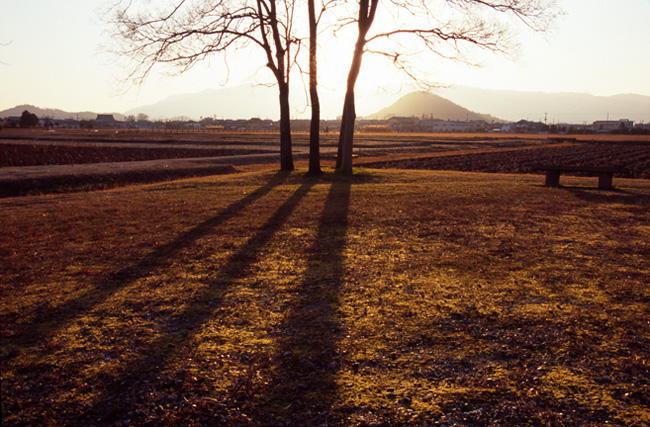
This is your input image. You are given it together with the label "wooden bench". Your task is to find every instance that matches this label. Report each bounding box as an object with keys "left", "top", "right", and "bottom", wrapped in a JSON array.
[{"left": 535, "top": 166, "right": 618, "bottom": 190}]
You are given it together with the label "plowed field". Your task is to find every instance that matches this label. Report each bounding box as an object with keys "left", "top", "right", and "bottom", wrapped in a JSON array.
[
  {"left": 0, "top": 143, "right": 270, "bottom": 167},
  {"left": 364, "top": 143, "right": 650, "bottom": 179}
]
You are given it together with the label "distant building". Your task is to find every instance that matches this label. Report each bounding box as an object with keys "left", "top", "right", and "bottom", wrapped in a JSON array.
[
  {"left": 387, "top": 116, "right": 420, "bottom": 132},
  {"left": 592, "top": 119, "right": 633, "bottom": 132},
  {"left": 501, "top": 120, "right": 548, "bottom": 133},
  {"left": 96, "top": 114, "right": 117, "bottom": 123},
  {"left": 420, "top": 119, "right": 489, "bottom": 133},
  {"left": 362, "top": 124, "right": 394, "bottom": 132},
  {"left": 1, "top": 116, "right": 21, "bottom": 128},
  {"left": 53, "top": 119, "right": 81, "bottom": 129},
  {"left": 94, "top": 114, "right": 124, "bottom": 129}
]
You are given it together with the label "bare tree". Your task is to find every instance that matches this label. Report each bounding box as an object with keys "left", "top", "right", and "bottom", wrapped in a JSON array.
[
  {"left": 335, "top": 0, "right": 378, "bottom": 173},
  {"left": 108, "top": 0, "right": 300, "bottom": 171},
  {"left": 335, "top": 0, "right": 558, "bottom": 174},
  {"left": 307, "top": 0, "right": 337, "bottom": 176},
  {"left": 307, "top": 0, "right": 322, "bottom": 175}
]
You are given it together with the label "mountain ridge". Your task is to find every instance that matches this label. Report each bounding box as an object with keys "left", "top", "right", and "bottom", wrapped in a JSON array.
[
  {"left": 125, "top": 86, "right": 279, "bottom": 120},
  {"left": 3, "top": 86, "right": 649, "bottom": 124},
  {"left": 434, "top": 86, "right": 650, "bottom": 123},
  {"left": 0, "top": 104, "right": 125, "bottom": 121},
  {"left": 366, "top": 91, "right": 502, "bottom": 122}
]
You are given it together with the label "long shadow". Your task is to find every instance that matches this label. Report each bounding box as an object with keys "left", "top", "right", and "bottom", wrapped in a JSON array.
[
  {"left": 3, "top": 172, "right": 288, "bottom": 353},
  {"left": 561, "top": 186, "right": 650, "bottom": 206},
  {"left": 76, "top": 178, "right": 317, "bottom": 423},
  {"left": 261, "top": 178, "right": 351, "bottom": 423}
]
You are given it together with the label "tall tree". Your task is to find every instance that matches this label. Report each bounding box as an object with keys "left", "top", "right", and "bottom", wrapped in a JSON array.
[
  {"left": 335, "top": 0, "right": 557, "bottom": 174},
  {"left": 307, "top": 0, "right": 322, "bottom": 175},
  {"left": 306, "top": 0, "right": 337, "bottom": 175},
  {"left": 336, "top": 0, "right": 378, "bottom": 173},
  {"left": 109, "top": 0, "right": 299, "bottom": 170}
]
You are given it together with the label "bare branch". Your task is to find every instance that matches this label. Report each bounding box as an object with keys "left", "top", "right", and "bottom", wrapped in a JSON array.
[
  {"left": 446, "top": 0, "right": 559, "bottom": 31},
  {"left": 107, "top": 0, "right": 301, "bottom": 86}
]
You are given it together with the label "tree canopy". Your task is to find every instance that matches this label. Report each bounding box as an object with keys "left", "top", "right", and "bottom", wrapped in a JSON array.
[
  {"left": 110, "top": 0, "right": 301, "bottom": 170},
  {"left": 335, "top": 0, "right": 558, "bottom": 174},
  {"left": 107, "top": 0, "right": 558, "bottom": 175},
  {"left": 19, "top": 110, "right": 39, "bottom": 128}
]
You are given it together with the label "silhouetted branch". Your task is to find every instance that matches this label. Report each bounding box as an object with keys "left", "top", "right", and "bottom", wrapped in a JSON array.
[
  {"left": 335, "top": 0, "right": 559, "bottom": 174},
  {"left": 107, "top": 0, "right": 298, "bottom": 170}
]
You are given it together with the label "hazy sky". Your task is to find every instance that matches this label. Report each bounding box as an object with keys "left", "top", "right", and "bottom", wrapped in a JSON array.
[{"left": 1, "top": 0, "right": 649, "bottom": 116}]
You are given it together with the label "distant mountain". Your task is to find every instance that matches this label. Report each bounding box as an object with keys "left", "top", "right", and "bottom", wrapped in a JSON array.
[
  {"left": 7, "top": 85, "right": 647, "bottom": 124},
  {"left": 0, "top": 104, "right": 125, "bottom": 121},
  {"left": 126, "top": 84, "right": 409, "bottom": 120},
  {"left": 434, "top": 86, "right": 650, "bottom": 123},
  {"left": 126, "top": 86, "right": 280, "bottom": 120},
  {"left": 367, "top": 91, "right": 502, "bottom": 122}
]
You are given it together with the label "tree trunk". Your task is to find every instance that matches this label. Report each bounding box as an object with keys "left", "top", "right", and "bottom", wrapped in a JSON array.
[
  {"left": 307, "top": 0, "right": 321, "bottom": 175},
  {"left": 278, "top": 81, "right": 294, "bottom": 171},
  {"left": 336, "top": 0, "right": 378, "bottom": 175},
  {"left": 336, "top": 36, "right": 366, "bottom": 175},
  {"left": 308, "top": 88, "right": 321, "bottom": 175},
  {"left": 337, "top": 92, "right": 356, "bottom": 174}
]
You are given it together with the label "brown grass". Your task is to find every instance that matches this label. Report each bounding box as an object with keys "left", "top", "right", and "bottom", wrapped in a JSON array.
[{"left": 1, "top": 168, "right": 649, "bottom": 425}]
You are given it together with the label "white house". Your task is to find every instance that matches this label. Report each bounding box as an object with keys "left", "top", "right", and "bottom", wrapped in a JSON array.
[{"left": 592, "top": 119, "right": 634, "bottom": 132}]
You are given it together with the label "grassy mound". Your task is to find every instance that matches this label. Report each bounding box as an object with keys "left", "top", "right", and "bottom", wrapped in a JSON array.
[{"left": 1, "top": 168, "right": 648, "bottom": 424}]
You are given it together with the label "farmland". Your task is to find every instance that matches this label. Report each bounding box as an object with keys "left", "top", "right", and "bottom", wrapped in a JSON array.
[
  {"left": 363, "top": 142, "right": 650, "bottom": 179},
  {"left": 0, "top": 129, "right": 558, "bottom": 196},
  {"left": 2, "top": 129, "right": 649, "bottom": 197},
  {"left": 0, "top": 143, "right": 272, "bottom": 167},
  {"left": 1, "top": 168, "right": 649, "bottom": 424}
]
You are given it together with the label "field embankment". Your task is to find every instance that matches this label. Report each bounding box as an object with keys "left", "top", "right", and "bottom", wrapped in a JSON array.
[{"left": 1, "top": 168, "right": 648, "bottom": 424}]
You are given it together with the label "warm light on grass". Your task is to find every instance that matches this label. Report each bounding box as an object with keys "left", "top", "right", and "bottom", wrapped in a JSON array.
[{"left": 1, "top": 168, "right": 648, "bottom": 424}]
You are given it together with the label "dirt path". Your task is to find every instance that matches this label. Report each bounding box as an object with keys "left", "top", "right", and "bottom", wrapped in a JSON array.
[
  {"left": 0, "top": 139, "right": 283, "bottom": 151},
  {"left": 0, "top": 152, "right": 314, "bottom": 196}
]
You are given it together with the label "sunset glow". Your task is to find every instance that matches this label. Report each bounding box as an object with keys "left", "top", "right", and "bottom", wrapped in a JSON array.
[{"left": 1, "top": 0, "right": 649, "bottom": 116}]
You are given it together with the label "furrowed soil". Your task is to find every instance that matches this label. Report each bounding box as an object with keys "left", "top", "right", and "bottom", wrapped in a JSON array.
[
  {"left": 1, "top": 128, "right": 562, "bottom": 196},
  {"left": 1, "top": 168, "right": 648, "bottom": 425},
  {"left": 363, "top": 142, "right": 650, "bottom": 179},
  {"left": 0, "top": 144, "right": 271, "bottom": 167}
]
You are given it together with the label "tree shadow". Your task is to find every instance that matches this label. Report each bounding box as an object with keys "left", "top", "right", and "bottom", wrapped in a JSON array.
[
  {"left": 3, "top": 172, "right": 288, "bottom": 355},
  {"left": 561, "top": 186, "right": 650, "bottom": 206},
  {"left": 75, "top": 178, "right": 317, "bottom": 423},
  {"left": 260, "top": 178, "right": 352, "bottom": 423}
]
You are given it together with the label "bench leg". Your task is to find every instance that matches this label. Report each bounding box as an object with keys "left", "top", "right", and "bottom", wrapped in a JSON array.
[
  {"left": 598, "top": 173, "right": 613, "bottom": 190},
  {"left": 545, "top": 171, "right": 560, "bottom": 187}
]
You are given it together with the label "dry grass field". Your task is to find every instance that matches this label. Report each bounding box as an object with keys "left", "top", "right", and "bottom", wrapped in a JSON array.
[{"left": 1, "top": 168, "right": 648, "bottom": 425}]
